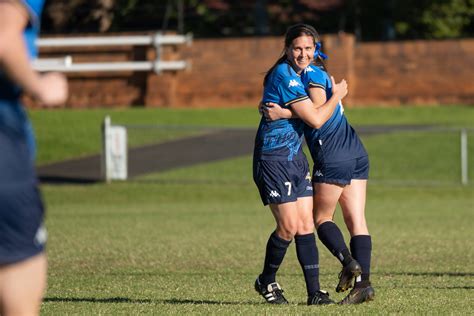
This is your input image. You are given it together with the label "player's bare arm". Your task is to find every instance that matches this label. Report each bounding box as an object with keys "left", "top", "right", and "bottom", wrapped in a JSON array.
[
  {"left": 263, "top": 76, "right": 347, "bottom": 128},
  {"left": 0, "top": 1, "right": 68, "bottom": 106}
]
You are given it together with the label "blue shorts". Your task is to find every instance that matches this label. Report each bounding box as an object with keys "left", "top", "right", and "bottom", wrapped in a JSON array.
[
  {"left": 0, "top": 182, "right": 46, "bottom": 265},
  {"left": 0, "top": 100, "right": 46, "bottom": 265},
  {"left": 312, "top": 155, "right": 369, "bottom": 186},
  {"left": 253, "top": 159, "right": 313, "bottom": 205}
]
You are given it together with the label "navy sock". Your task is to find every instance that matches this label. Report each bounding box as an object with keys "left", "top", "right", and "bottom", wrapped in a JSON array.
[
  {"left": 295, "top": 233, "right": 320, "bottom": 296},
  {"left": 350, "top": 235, "right": 372, "bottom": 286},
  {"left": 259, "top": 231, "right": 291, "bottom": 286},
  {"left": 317, "top": 221, "right": 352, "bottom": 265}
]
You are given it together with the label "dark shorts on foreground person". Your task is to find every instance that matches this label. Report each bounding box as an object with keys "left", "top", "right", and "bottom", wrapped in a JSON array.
[
  {"left": 0, "top": 183, "right": 46, "bottom": 265},
  {"left": 253, "top": 159, "right": 313, "bottom": 205},
  {"left": 312, "top": 155, "right": 369, "bottom": 186},
  {"left": 0, "top": 101, "right": 46, "bottom": 265}
]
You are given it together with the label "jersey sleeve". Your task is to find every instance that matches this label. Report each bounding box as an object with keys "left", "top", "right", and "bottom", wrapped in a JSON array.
[
  {"left": 277, "top": 76, "right": 309, "bottom": 108},
  {"left": 20, "top": 0, "right": 44, "bottom": 58},
  {"left": 302, "top": 66, "right": 329, "bottom": 90},
  {"left": 21, "top": 0, "right": 43, "bottom": 28}
]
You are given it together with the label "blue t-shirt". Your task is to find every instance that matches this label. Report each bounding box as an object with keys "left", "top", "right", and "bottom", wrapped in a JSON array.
[
  {"left": 301, "top": 64, "right": 367, "bottom": 163},
  {"left": 0, "top": 0, "right": 44, "bottom": 162},
  {"left": 254, "top": 61, "right": 309, "bottom": 161},
  {"left": 0, "top": 0, "right": 44, "bottom": 99},
  {"left": 22, "top": 0, "right": 44, "bottom": 59}
]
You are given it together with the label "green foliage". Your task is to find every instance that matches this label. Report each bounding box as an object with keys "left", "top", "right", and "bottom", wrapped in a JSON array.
[
  {"left": 421, "top": 0, "right": 474, "bottom": 38},
  {"left": 116, "top": 0, "right": 139, "bottom": 16},
  {"left": 42, "top": 0, "right": 474, "bottom": 40}
]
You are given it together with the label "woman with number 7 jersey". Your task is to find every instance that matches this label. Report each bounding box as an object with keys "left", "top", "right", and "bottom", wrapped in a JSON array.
[
  {"left": 262, "top": 30, "right": 374, "bottom": 305},
  {"left": 252, "top": 23, "right": 348, "bottom": 306}
]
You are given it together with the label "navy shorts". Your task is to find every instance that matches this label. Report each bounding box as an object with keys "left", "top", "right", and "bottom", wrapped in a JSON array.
[
  {"left": 312, "top": 155, "right": 369, "bottom": 185},
  {"left": 0, "top": 101, "right": 46, "bottom": 265},
  {"left": 253, "top": 159, "right": 313, "bottom": 205},
  {"left": 0, "top": 182, "right": 46, "bottom": 265}
]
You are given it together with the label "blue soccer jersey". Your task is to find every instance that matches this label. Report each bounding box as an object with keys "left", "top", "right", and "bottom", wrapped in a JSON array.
[
  {"left": 254, "top": 61, "right": 309, "bottom": 161},
  {"left": 301, "top": 64, "right": 367, "bottom": 164},
  {"left": 22, "top": 0, "right": 44, "bottom": 59}
]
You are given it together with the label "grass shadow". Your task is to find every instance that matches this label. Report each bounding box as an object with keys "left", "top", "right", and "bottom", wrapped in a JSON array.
[
  {"left": 44, "top": 297, "right": 262, "bottom": 305},
  {"left": 383, "top": 272, "right": 474, "bottom": 277},
  {"left": 163, "top": 298, "right": 260, "bottom": 305},
  {"left": 430, "top": 286, "right": 474, "bottom": 290},
  {"left": 44, "top": 297, "right": 152, "bottom": 304}
]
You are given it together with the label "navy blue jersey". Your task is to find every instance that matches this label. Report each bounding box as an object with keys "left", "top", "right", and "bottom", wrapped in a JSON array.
[
  {"left": 301, "top": 64, "right": 367, "bottom": 163},
  {"left": 254, "top": 61, "right": 309, "bottom": 161}
]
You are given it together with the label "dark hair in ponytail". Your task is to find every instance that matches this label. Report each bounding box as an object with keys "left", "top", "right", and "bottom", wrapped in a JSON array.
[{"left": 263, "top": 23, "right": 325, "bottom": 86}]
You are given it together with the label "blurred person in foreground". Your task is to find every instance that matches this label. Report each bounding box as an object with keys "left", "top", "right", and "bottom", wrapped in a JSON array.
[
  {"left": 0, "top": 0, "right": 67, "bottom": 314},
  {"left": 262, "top": 25, "right": 374, "bottom": 305},
  {"left": 253, "top": 23, "right": 348, "bottom": 305}
]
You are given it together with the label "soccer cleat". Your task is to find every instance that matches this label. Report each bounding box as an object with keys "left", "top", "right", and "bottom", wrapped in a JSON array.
[
  {"left": 339, "top": 285, "right": 375, "bottom": 305},
  {"left": 254, "top": 278, "right": 289, "bottom": 304},
  {"left": 307, "top": 290, "right": 335, "bottom": 305},
  {"left": 336, "top": 258, "right": 362, "bottom": 293}
]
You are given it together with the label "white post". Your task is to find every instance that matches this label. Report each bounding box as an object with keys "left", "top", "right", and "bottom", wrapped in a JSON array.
[
  {"left": 461, "top": 129, "right": 468, "bottom": 185},
  {"left": 102, "top": 116, "right": 128, "bottom": 182},
  {"left": 101, "top": 116, "right": 111, "bottom": 183}
]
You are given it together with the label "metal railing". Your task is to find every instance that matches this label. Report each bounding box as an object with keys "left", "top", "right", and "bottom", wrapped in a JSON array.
[{"left": 33, "top": 32, "right": 192, "bottom": 74}]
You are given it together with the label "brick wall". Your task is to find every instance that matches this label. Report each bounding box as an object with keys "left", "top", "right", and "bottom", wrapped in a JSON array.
[
  {"left": 32, "top": 34, "right": 474, "bottom": 108},
  {"left": 353, "top": 39, "right": 474, "bottom": 105}
]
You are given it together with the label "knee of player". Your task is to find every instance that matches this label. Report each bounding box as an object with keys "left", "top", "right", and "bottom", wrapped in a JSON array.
[
  {"left": 276, "top": 224, "right": 298, "bottom": 240},
  {"left": 298, "top": 220, "right": 315, "bottom": 234}
]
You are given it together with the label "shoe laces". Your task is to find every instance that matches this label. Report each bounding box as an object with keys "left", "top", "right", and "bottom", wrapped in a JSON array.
[
  {"left": 266, "top": 283, "right": 286, "bottom": 301},
  {"left": 310, "top": 290, "right": 331, "bottom": 304}
]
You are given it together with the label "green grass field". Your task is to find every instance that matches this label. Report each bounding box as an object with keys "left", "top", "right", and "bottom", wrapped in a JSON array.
[{"left": 31, "top": 106, "right": 474, "bottom": 314}]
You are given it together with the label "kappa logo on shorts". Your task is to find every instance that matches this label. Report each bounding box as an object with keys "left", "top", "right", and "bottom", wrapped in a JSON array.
[
  {"left": 34, "top": 224, "right": 47, "bottom": 246},
  {"left": 305, "top": 172, "right": 312, "bottom": 182},
  {"left": 269, "top": 190, "right": 281, "bottom": 198},
  {"left": 315, "top": 170, "right": 324, "bottom": 177}
]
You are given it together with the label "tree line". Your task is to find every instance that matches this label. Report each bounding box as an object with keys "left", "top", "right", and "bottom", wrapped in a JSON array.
[{"left": 41, "top": 0, "right": 474, "bottom": 41}]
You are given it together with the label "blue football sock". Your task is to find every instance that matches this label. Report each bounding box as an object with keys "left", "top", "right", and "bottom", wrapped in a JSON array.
[
  {"left": 259, "top": 231, "right": 291, "bottom": 286},
  {"left": 295, "top": 233, "right": 321, "bottom": 296},
  {"left": 350, "top": 235, "right": 372, "bottom": 285},
  {"left": 317, "top": 221, "right": 352, "bottom": 265}
]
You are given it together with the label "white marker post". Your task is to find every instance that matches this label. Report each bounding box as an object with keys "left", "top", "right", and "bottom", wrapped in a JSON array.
[
  {"left": 460, "top": 129, "right": 468, "bottom": 186},
  {"left": 102, "top": 116, "right": 128, "bottom": 182}
]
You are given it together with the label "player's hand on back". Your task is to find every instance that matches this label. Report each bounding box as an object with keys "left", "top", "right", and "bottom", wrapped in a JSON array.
[
  {"left": 262, "top": 102, "right": 288, "bottom": 121},
  {"left": 331, "top": 76, "right": 348, "bottom": 101},
  {"left": 36, "top": 72, "right": 68, "bottom": 107}
]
